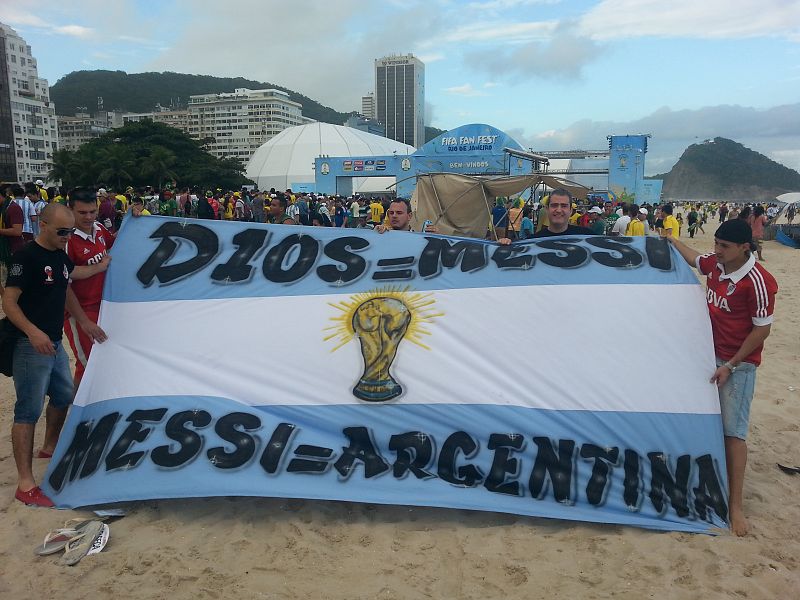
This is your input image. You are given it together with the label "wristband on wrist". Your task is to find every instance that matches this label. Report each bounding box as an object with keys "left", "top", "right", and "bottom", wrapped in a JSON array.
[{"left": 723, "top": 361, "right": 737, "bottom": 373}]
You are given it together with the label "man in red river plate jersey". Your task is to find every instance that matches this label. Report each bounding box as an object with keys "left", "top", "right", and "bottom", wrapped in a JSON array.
[
  {"left": 668, "top": 218, "right": 778, "bottom": 536},
  {"left": 64, "top": 187, "right": 113, "bottom": 389}
]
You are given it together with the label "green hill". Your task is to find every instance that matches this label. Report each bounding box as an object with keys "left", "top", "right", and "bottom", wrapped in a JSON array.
[
  {"left": 659, "top": 137, "right": 800, "bottom": 200},
  {"left": 50, "top": 70, "right": 351, "bottom": 125},
  {"left": 50, "top": 70, "right": 446, "bottom": 142}
]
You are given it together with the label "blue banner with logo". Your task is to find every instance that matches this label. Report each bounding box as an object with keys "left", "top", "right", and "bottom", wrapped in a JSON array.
[{"left": 44, "top": 217, "right": 729, "bottom": 533}]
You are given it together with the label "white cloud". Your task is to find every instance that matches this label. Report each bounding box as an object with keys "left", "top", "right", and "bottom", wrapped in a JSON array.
[
  {"left": 521, "top": 103, "right": 800, "bottom": 173},
  {"left": 417, "top": 53, "right": 445, "bottom": 64},
  {"left": 0, "top": 5, "right": 95, "bottom": 39},
  {"left": 0, "top": 8, "right": 49, "bottom": 28},
  {"left": 467, "top": 0, "right": 561, "bottom": 9},
  {"left": 145, "top": 0, "right": 449, "bottom": 112},
  {"left": 118, "top": 35, "right": 161, "bottom": 47},
  {"left": 53, "top": 24, "right": 94, "bottom": 38},
  {"left": 444, "top": 83, "right": 489, "bottom": 96},
  {"left": 579, "top": 0, "right": 800, "bottom": 41},
  {"left": 463, "top": 20, "right": 604, "bottom": 81},
  {"left": 440, "top": 20, "right": 557, "bottom": 44}
]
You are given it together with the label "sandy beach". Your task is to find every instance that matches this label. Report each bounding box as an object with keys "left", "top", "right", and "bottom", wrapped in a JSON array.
[{"left": 0, "top": 222, "right": 798, "bottom": 599}]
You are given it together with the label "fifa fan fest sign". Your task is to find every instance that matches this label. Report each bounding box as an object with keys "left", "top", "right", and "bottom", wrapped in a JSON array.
[{"left": 44, "top": 217, "right": 729, "bottom": 533}]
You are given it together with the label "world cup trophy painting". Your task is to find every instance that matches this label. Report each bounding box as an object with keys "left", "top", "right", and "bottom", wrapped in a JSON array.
[
  {"left": 325, "top": 287, "right": 442, "bottom": 402},
  {"left": 351, "top": 297, "right": 411, "bottom": 401}
]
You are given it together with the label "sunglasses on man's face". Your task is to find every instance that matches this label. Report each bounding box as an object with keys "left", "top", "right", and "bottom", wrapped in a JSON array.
[{"left": 55, "top": 227, "right": 76, "bottom": 237}]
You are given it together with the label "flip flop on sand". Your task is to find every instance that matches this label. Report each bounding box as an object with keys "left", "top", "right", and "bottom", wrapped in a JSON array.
[
  {"left": 34, "top": 519, "right": 96, "bottom": 556},
  {"left": 777, "top": 463, "right": 800, "bottom": 475},
  {"left": 36, "top": 449, "right": 53, "bottom": 459},
  {"left": 86, "top": 523, "right": 110, "bottom": 556},
  {"left": 60, "top": 520, "right": 105, "bottom": 566}
]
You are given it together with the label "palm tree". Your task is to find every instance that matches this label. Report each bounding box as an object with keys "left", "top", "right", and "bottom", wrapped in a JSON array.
[
  {"left": 140, "top": 145, "right": 178, "bottom": 190},
  {"left": 71, "top": 147, "right": 103, "bottom": 186},
  {"left": 97, "top": 144, "right": 136, "bottom": 190},
  {"left": 48, "top": 149, "right": 77, "bottom": 188}
]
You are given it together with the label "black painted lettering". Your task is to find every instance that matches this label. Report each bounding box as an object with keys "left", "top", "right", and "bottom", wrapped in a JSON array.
[
  {"left": 648, "top": 452, "right": 691, "bottom": 517},
  {"left": 693, "top": 454, "right": 729, "bottom": 522},
  {"left": 580, "top": 444, "right": 619, "bottom": 506},
  {"left": 48, "top": 412, "right": 121, "bottom": 491},
  {"left": 623, "top": 449, "right": 642, "bottom": 509},
  {"left": 287, "top": 445, "right": 335, "bottom": 473},
  {"left": 645, "top": 236, "right": 673, "bottom": 271},
  {"left": 259, "top": 423, "right": 296, "bottom": 474},
  {"left": 389, "top": 431, "right": 434, "bottom": 479},
  {"left": 529, "top": 437, "right": 576, "bottom": 503},
  {"left": 534, "top": 239, "right": 589, "bottom": 269},
  {"left": 490, "top": 245, "right": 535, "bottom": 270},
  {"left": 136, "top": 223, "right": 219, "bottom": 286},
  {"left": 334, "top": 426, "right": 390, "bottom": 479},
  {"left": 211, "top": 229, "right": 269, "bottom": 283},
  {"left": 105, "top": 409, "right": 168, "bottom": 471},
  {"left": 585, "top": 237, "right": 643, "bottom": 268},
  {"left": 317, "top": 236, "right": 369, "bottom": 283},
  {"left": 418, "top": 238, "right": 487, "bottom": 278},
  {"left": 437, "top": 431, "right": 484, "bottom": 487},
  {"left": 151, "top": 410, "right": 212, "bottom": 468},
  {"left": 207, "top": 412, "right": 261, "bottom": 469},
  {"left": 262, "top": 233, "right": 320, "bottom": 283},
  {"left": 484, "top": 433, "right": 524, "bottom": 496}
]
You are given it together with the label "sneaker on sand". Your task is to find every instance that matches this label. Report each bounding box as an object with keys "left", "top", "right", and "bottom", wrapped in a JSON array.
[{"left": 15, "top": 486, "right": 55, "bottom": 508}]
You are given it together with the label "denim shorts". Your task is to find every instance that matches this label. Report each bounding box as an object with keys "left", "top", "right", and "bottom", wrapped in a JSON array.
[
  {"left": 13, "top": 337, "right": 73, "bottom": 424},
  {"left": 717, "top": 358, "right": 757, "bottom": 440}
]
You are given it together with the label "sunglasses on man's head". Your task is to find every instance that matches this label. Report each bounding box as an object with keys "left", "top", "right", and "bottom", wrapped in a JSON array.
[{"left": 55, "top": 227, "right": 76, "bottom": 237}]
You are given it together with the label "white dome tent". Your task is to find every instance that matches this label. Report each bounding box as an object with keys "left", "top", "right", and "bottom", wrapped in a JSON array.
[{"left": 245, "top": 123, "right": 415, "bottom": 194}]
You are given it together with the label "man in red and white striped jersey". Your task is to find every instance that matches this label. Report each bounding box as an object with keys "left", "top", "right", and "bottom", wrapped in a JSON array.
[
  {"left": 64, "top": 187, "right": 113, "bottom": 389},
  {"left": 668, "top": 218, "right": 778, "bottom": 536}
]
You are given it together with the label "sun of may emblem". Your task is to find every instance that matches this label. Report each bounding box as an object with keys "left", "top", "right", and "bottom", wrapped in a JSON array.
[{"left": 325, "top": 286, "right": 442, "bottom": 402}]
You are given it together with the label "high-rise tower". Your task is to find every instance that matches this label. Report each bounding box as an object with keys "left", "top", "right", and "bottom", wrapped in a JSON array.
[
  {"left": 374, "top": 54, "right": 424, "bottom": 148},
  {"left": 0, "top": 22, "right": 59, "bottom": 183}
]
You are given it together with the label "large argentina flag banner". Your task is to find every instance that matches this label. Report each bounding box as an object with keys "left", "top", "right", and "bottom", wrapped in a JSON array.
[{"left": 44, "top": 216, "right": 729, "bottom": 533}]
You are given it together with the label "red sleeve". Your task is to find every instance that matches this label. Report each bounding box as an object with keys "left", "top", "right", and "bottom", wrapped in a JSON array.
[
  {"left": 99, "top": 223, "right": 115, "bottom": 249},
  {"left": 696, "top": 253, "right": 716, "bottom": 276},
  {"left": 5, "top": 202, "right": 22, "bottom": 227},
  {"left": 66, "top": 236, "right": 78, "bottom": 263},
  {"left": 748, "top": 267, "right": 778, "bottom": 326}
]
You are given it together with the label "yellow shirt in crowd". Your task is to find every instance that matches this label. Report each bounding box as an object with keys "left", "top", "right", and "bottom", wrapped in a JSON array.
[
  {"left": 369, "top": 202, "right": 384, "bottom": 223},
  {"left": 662, "top": 215, "right": 680, "bottom": 237},
  {"left": 626, "top": 219, "right": 645, "bottom": 236}
]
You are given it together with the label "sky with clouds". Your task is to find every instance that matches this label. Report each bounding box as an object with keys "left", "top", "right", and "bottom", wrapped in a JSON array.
[{"left": 2, "top": 0, "right": 799, "bottom": 174}]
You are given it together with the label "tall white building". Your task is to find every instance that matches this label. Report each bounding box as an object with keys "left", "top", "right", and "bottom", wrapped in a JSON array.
[
  {"left": 57, "top": 113, "right": 112, "bottom": 152},
  {"left": 0, "top": 23, "right": 59, "bottom": 183},
  {"left": 374, "top": 54, "right": 424, "bottom": 148},
  {"left": 122, "top": 108, "right": 191, "bottom": 134},
  {"left": 361, "top": 92, "right": 375, "bottom": 120},
  {"left": 187, "top": 88, "right": 313, "bottom": 162}
]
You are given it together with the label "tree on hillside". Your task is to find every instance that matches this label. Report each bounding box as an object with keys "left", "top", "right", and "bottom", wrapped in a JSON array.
[
  {"left": 71, "top": 147, "right": 102, "bottom": 186},
  {"left": 47, "top": 121, "right": 251, "bottom": 190},
  {"left": 97, "top": 144, "right": 137, "bottom": 189},
  {"left": 48, "top": 149, "right": 77, "bottom": 189},
  {"left": 140, "top": 145, "right": 178, "bottom": 189}
]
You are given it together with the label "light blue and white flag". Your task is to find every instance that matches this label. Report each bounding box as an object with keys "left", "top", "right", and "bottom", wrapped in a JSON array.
[{"left": 44, "top": 217, "right": 729, "bottom": 533}]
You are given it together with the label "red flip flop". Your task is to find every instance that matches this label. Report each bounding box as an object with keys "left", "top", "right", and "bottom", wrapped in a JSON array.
[
  {"left": 15, "top": 486, "right": 55, "bottom": 508},
  {"left": 37, "top": 450, "right": 53, "bottom": 459}
]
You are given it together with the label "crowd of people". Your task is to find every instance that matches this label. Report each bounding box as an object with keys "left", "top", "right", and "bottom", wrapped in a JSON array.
[
  {"left": 487, "top": 195, "right": 786, "bottom": 263},
  {"left": 0, "top": 180, "right": 783, "bottom": 538}
]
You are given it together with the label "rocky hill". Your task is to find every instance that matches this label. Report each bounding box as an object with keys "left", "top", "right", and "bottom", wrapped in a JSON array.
[{"left": 656, "top": 137, "right": 800, "bottom": 200}]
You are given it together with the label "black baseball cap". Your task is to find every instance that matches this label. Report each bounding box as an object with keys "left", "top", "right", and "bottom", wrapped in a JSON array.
[{"left": 715, "top": 219, "right": 752, "bottom": 245}]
